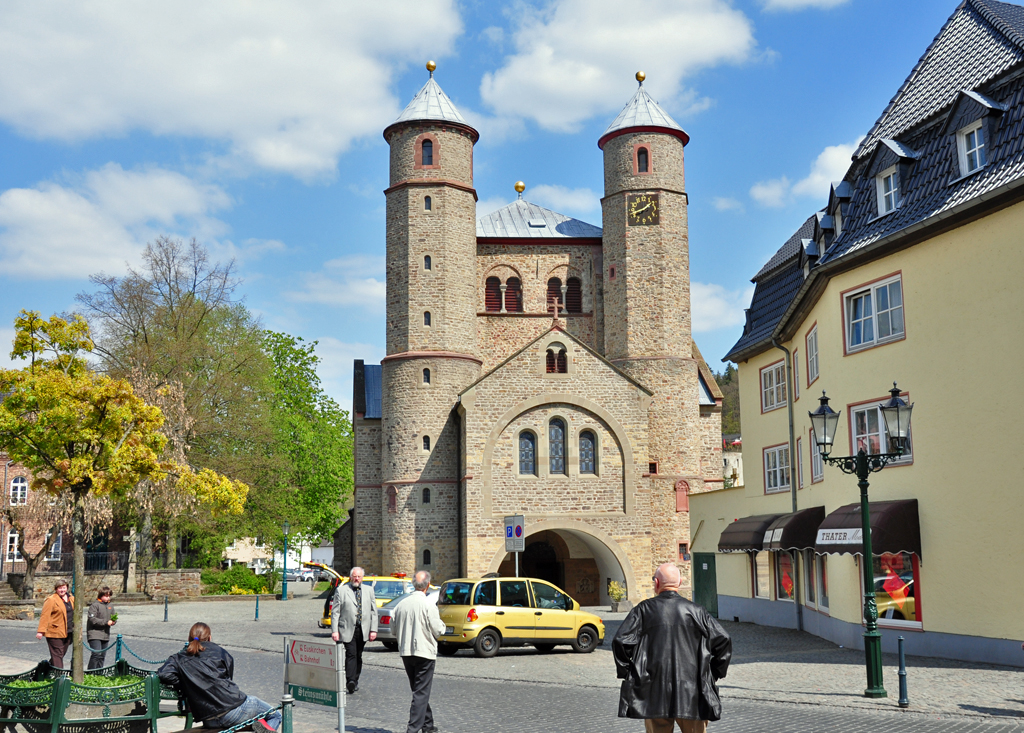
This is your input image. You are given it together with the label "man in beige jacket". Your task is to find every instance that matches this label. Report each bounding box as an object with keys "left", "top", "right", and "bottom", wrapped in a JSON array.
[
  {"left": 393, "top": 570, "right": 445, "bottom": 733},
  {"left": 331, "top": 567, "right": 377, "bottom": 694}
]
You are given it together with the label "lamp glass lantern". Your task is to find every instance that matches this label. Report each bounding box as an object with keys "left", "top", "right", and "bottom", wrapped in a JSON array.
[
  {"left": 808, "top": 391, "right": 842, "bottom": 458},
  {"left": 879, "top": 383, "right": 914, "bottom": 454}
]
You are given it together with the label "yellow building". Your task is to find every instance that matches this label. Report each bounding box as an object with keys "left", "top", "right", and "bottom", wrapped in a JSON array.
[{"left": 690, "top": 0, "right": 1024, "bottom": 667}]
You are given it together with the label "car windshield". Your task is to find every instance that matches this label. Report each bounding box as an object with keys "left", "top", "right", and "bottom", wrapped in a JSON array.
[
  {"left": 373, "top": 580, "right": 409, "bottom": 600},
  {"left": 438, "top": 581, "right": 473, "bottom": 606}
]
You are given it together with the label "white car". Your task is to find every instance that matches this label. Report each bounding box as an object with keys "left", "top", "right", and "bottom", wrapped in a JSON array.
[{"left": 376, "top": 589, "right": 439, "bottom": 650}]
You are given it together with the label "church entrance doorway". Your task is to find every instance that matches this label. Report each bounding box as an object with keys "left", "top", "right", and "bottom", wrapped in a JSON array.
[
  {"left": 497, "top": 529, "right": 604, "bottom": 605},
  {"left": 521, "top": 540, "right": 563, "bottom": 588}
]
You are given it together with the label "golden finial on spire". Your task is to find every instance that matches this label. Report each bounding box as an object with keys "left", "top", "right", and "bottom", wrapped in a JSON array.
[
  {"left": 426, "top": 60, "right": 437, "bottom": 75},
  {"left": 514, "top": 181, "right": 526, "bottom": 194},
  {"left": 636, "top": 71, "right": 646, "bottom": 84}
]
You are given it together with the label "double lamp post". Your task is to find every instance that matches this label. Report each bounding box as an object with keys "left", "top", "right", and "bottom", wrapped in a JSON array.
[{"left": 808, "top": 382, "right": 914, "bottom": 699}]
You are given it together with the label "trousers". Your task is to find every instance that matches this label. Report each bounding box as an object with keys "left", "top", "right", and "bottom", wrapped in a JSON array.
[
  {"left": 401, "top": 655, "right": 436, "bottom": 733},
  {"left": 87, "top": 637, "right": 109, "bottom": 670},
  {"left": 46, "top": 636, "right": 71, "bottom": 669},
  {"left": 343, "top": 627, "right": 366, "bottom": 690},
  {"left": 644, "top": 719, "right": 708, "bottom": 733}
]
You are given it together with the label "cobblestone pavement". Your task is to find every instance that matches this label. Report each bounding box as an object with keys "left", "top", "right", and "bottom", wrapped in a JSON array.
[{"left": 1, "top": 592, "right": 1022, "bottom": 731}]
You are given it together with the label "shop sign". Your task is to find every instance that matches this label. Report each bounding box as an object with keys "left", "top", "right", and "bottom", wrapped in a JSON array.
[
  {"left": 816, "top": 528, "right": 865, "bottom": 544},
  {"left": 763, "top": 528, "right": 784, "bottom": 544}
]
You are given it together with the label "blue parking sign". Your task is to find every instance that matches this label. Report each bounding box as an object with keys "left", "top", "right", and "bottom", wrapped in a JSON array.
[{"left": 506, "top": 526, "right": 513, "bottom": 538}]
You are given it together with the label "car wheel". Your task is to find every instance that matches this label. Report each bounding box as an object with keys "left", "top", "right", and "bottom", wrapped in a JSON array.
[
  {"left": 438, "top": 642, "right": 459, "bottom": 656},
  {"left": 474, "top": 629, "right": 501, "bottom": 658},
  {"left": 382, "top": 641, "right": 398, "bottom": 651},
  {"left": 533, "top": 643, "right": 556, "bottom": 653},
  {"left": 571, "top": 625, "right": 598, "bottom": 653}
]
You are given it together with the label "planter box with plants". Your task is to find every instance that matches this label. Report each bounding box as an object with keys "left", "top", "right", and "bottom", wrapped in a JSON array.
[{"left": 608, "top": 581, "right": 632, "bottom": 612}]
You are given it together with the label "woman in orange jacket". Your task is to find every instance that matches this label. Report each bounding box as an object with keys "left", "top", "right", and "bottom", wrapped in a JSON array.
[{"left": 36, "top": 579, "right": 74, "bottom": 668}]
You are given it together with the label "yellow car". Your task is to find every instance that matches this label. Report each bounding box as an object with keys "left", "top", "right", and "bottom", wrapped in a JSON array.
[
  {"left": 435, "top": 576, "right": 604, "bottom": 657},
  {"left": 307, "top": 563, "right": 417, "bottom": 628}
]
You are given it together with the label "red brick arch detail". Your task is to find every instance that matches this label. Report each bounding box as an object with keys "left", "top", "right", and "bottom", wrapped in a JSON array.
[{"left": 414, "top": 132, "right": 440, "bottom": 170}]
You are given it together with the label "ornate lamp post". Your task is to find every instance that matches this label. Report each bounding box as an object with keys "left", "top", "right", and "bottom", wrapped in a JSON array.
[
  {"left": 282, "top": 520, "right": 291, "bottom": 602},
  {"left": 809, "top": 383, "right": 914, "bottom": 699}
]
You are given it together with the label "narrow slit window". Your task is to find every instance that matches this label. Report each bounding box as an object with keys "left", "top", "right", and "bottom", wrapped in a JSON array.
[
  {"left": 424, "top": 195, "right": 432, "bottom": 211},
  {"left": 637, "top": 147, "right": 649, "bottom": 173},
  {"left": 424, "top": 311, "right": 431, "bottom": 326},
  {"left": 549, "top": 419, "right": 566, "bottom": 475},
  {"left": 424, "top": 254, "right": 431, "bottom": 270},
  {"left": 423, "top": 435, "right": 431, "bottom": 451},
  {"left": 579, "top": 431, "right": 596, "bottom": 474},
  {"left": 421, "top": 139, "right": 433, "bottom": 166},
  {"left": 519, "top": 432, "right": 536, "bottom": 476},
  {"left": 423, "top": 549, "right": 432, "bottom": 565},
  {"left": 422, "top": 487, "right": 431, "bottom": 504},
  {"left": 485, "top": 277, "right": 502, "bottom": 312},
  {"left": 423, "top": 368, "right": 431, "bottom": 384}
]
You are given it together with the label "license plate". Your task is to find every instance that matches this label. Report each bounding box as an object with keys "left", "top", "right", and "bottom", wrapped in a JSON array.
[{"left": 444, "top": 626, "right": 454, "bottom": 635}]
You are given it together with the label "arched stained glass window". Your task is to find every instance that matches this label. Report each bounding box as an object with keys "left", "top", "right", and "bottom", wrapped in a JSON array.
[
  {"left": 422, "top": 139, "right": 433, "bottom": 166},
  {"left": 579, "top": 431, "right": 596, "bottom": 474},
  {"left": 519, "top": 432, "right": 536, "bottom": 476},
  {"left": 549, "top": 419, "right": 566, "bottom": 475}
]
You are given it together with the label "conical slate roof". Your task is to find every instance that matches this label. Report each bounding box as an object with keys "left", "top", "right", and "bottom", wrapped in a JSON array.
[
  {"left": 392, "top": 74, "right": 467, "bottom": 126},
  {"left": 599, "top": 82, "right": 689, "bottom": 148}
]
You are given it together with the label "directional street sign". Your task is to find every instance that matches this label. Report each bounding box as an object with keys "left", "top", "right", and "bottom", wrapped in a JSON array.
[{"left": 505, "top": 514, "right": 525, "bottom": 552}]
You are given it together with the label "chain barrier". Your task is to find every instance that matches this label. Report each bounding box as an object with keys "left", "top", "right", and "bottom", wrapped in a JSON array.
[
  {"left": 120, "top": 640, "right": 177, "bottom": 666},
  {"left": 218, "top": 704, "right": 285, "bottom": 733},
  {"left": 80, "top": 637, "right": 119, "bottom": 653}
]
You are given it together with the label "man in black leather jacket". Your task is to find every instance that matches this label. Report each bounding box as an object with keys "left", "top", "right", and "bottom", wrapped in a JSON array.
[{"left": 613, "top": 563, "right": 732, "bottom": 733}]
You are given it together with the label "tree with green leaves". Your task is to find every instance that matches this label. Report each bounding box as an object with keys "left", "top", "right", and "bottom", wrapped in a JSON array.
[
  {"left": 0, "top": 311, "right": 248, "bottom": 682},
  {"left": 716, "top": 363, "right": 742, "bottom": 439}
]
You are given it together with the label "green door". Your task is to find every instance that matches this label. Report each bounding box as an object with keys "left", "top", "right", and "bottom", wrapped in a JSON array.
[{"left": 693, "top": 553, "right": 719, "bottom": 618}]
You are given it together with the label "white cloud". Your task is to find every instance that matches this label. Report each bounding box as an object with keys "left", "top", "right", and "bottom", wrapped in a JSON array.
[
  {"left": 529, "top": 185, "right": 600, "bottom": 215},
  {"left": 0, "top": 164, "right": 231, "bottom": 279},
  {"left": 750, "top": 177, "right": 791, "bottom": 208},
  {"left": 285, "top": 255, "right": 386, "bottom": 312},
  {"left": 479, "top": 0, "right": 755, "bottom": 131},
  {"left": 311, "top": 336, "right": 386, "bottom": 411},
  {"left": 477, "top": 196, "right": 513, "bottom": 218},
  {"left": 762, "top": 0, "right": 849, "bottom": 10},
  {"left": 713, "top": 197, "right": 744, "bottom": 212},
  {"left": 0, "top": 2, "right": 463, "bottom": 179},
  {"left": 749, "top": 138, "right": 861, "bottom": 208},
  {"left": 691, "top": 282, "right": 754, "bottom": 333}
]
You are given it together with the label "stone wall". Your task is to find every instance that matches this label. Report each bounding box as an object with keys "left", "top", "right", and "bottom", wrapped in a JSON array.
[
  {"left": 141, "top": 569, "right": 202, "bottom": 601},
  {"left": 10, "top": 570, "right": 127, "bottom": 601},
  {"left": 333, "top": 514, "right": 353, "bottom": 574}
]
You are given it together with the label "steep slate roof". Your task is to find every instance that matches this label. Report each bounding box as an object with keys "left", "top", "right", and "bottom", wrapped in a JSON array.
[
  {"left": 728, "top": 0, "right": 1024, "bottom": 363},
  {"left": 752, "top": 215, "right": 817, "bottom": 281},
  {"left": 477, "top": 199, "right": 602, "bottom": 239},
  {"left": 602, "top": 83, "right": 685, "bottom": 139},
  {"left": 392, "top": 74, "right": 468, "bottom": 126}
]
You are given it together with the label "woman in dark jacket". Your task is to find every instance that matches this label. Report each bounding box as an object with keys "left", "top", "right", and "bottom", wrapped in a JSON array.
[{"left": 157, "top": 622, "right": 281, "bottom": 731}]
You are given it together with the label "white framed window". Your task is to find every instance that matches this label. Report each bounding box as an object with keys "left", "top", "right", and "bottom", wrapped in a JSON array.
[
  {"left": 803, "top": 550, "right": 817, "bottom": 608},
  {"left": 46, "top": 532, "right": 62, "bottom": 561},
  {"left": 805, "top": 326, "right": 819, "bottom": 385},
  {"left": 6, "top": 531, "right": 21, "bottom": 562},
  {"left": 10, "top": 476, "right": 27, "bottom": 506},
  {"left": 834, "top": 207, "right": 843, "bottom": 238},
  {"left": 850, "top": 400, "right": 913, "bottom": 463},
  {"left": 796, "top": 437, "right": 804, "bottom": 488},
  {"left": 753, "top": 551, "right": 770, "bottom": 599},
  {"left": 792, "top": 350, "right": 800, "bottom": 400},
  {"left": 763, "top": 444, "right": 791, "bottom": 494},
  {"left": 816, "top": 554, "right": 829, "bottom": 612},
  {"left": 875, "top": 165, "right": 900, "bottom": 214},
  {"left": 845, "top": 275, "right": 904, "bottom": 352},
  {"left": 957, "top": 120, "right": 987, "bottom": 175},
  {"left": 760, "top": 361, "right": 787, "bottom": 412},
  {"left": 810, "top": 429, "right": 824, "bottom": 483}
]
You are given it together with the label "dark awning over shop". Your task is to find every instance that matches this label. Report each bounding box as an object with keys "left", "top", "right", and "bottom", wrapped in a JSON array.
[
  {"left": 814, "top": 499, "right": 921, "bottom": 557},
  {"left": 718, "top": 514, "right": 783, "bottom": 553},
  {"left": 765, "top": 506, "right": 826, "bottom": 551}
]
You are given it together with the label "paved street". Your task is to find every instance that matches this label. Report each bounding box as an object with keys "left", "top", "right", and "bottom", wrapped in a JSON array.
[{"left": 1, "top": 592, "right": 1022, "bottom": 732}]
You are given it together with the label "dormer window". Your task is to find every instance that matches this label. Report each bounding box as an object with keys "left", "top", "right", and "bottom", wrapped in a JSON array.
[
  {"left": 958, "top": 120, "right": 986, "bottom": 174},
  {"left": 421, "top": 139, "right": 433, "bottom": 166},
  {"left": 637, "top": 147, "right": 649, "bottom": 173},
  {"left": 833, "top": 208, "right": 843, "bottom": 238},
  {"left": 876, "top": 165, "right": 899, "bottom": 214}
]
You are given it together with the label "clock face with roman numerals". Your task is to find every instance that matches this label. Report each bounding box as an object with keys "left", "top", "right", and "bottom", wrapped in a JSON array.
[{"left": 626, "top": 192, "right": 659, "bottom": 226}]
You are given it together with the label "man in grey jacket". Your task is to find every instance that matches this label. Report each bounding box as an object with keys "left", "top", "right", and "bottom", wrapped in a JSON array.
[
  {"left": 393, "top": 570, "right": 445, "bottom": 733},
  {"left": 331, "top": 567, "right": 378, "bottom": 694}
]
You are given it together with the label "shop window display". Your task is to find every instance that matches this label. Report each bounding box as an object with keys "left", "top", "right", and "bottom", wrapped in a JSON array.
[
  {"left": 753, "top": 551, "right": 770, "bottom": 598},
  {"left": 872, "top": 552, "right": 920, "bottom": 624},
  {"left": 775, "top": 551, "right": 796, "bottom": 601}
]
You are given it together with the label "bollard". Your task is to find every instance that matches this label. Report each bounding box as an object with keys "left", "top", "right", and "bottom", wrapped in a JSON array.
[
  {"left": 255, "top": 594, "right": 260, "bottom": 622},
  {"left": 281, "top": 693, "right": 294, "bottom": 733},
  {"left": 897, "top": 636, "right": 909, "bottom": 708},
  {"left": 163, "top": 595, "right": 168, "bottom": 622},
  {"left": 115, "top": 634, "right": 123, "bottom": 662}
]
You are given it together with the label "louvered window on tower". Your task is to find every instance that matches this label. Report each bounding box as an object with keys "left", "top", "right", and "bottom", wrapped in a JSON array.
[
  {"left": 547, "top": 277, "right": 563, "bottom": 312},
  {"left": 549, "top": 419, "right": 566, "bottom": 475},
  {"left": 504, "top": 277, "right": 523, "bottom": 312},
  {"left": 422, "top": 139, "right": 433, "bottom": 165},
  {"left": 637, "top": 147, "right": 649, "bottom": 173},
  {"left": 485, "top": 277, "right": 502, "bottom": 312},
  {"left": 566, "top": 277, "right": 582, "bottom": 313}
]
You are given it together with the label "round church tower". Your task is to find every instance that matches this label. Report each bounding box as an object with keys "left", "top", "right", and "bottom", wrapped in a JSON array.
[
  {"left": 599, "top": 73, "right": 703, "bottom": 579},
  {"left": 379, "top": 63, "right": 481, "bottom": 579}
]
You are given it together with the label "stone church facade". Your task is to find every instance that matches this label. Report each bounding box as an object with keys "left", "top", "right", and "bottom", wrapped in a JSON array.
[{"left": 352, "top": 66, "right": 723, "bottom": 604}]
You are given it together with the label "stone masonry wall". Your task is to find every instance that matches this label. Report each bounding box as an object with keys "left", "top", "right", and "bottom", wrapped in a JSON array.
[
  {"left": 141, "top": 569, "right": 202, "bottom": 600},
  {"left": 353, "top": 416, "right": 383, "bottom": 574}
]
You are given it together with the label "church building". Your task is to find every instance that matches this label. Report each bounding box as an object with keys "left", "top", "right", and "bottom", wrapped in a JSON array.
[{"left": 351, "top": 65, "right": 723, "bottom": 605}]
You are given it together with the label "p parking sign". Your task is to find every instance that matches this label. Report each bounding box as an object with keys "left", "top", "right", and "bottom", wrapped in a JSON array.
[{"left": 504, "top": 515, "right": 525, "bottom": 552}]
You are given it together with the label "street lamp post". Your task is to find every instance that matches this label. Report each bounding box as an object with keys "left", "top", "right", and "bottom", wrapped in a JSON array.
[
  {"left": 809, "top": 383, "right": 914, "bottom": 699},
  {"left": 282, "top": 521, "right": 291, "bottom": 602}
]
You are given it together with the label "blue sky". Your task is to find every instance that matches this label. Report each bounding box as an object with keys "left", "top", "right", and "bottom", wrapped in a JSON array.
[{"left": 0, "top": 0, "right": 959, "bottom": 408}]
